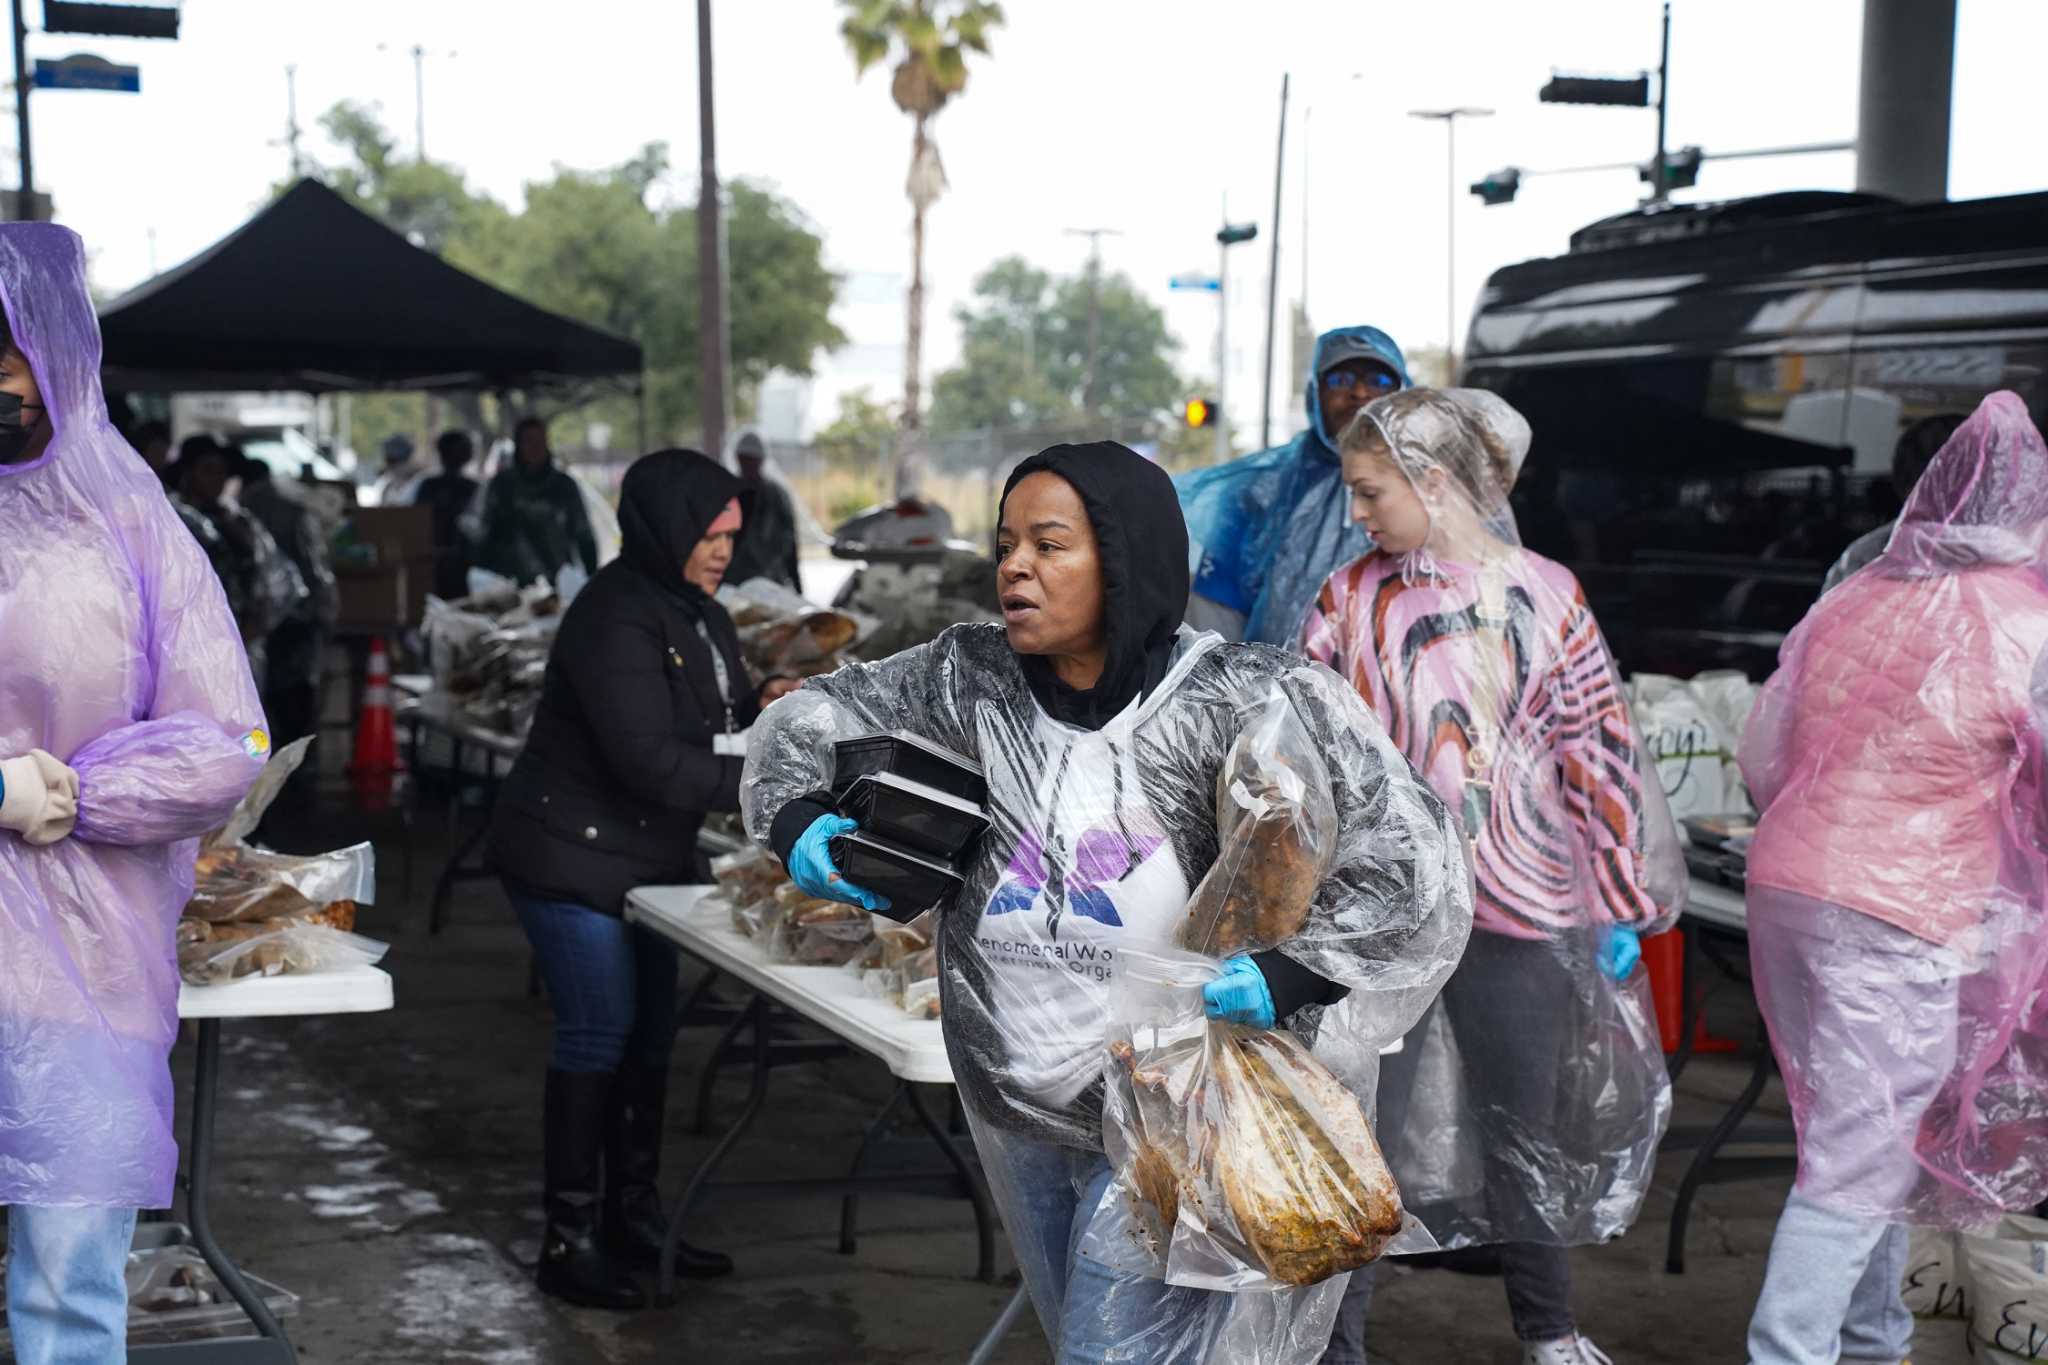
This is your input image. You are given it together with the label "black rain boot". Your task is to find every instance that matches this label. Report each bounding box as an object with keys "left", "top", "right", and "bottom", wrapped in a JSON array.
[
  {"left": 539, "top": 1069, "right": 646, "bottom": 1310},
  {"left": 604, "top": 1060, "right": 733, "bottom": 1279}
]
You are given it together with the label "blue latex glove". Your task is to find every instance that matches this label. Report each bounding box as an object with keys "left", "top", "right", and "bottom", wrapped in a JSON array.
[
  {"left": 1202, "top": 955, "right": 1276, "bottom": 1029},
  {"left": 1598, "top": 926, "right": 1642, "bottom": 982},
  {"left": 788, "top": 813, "right": 891, "bottom": 913}
]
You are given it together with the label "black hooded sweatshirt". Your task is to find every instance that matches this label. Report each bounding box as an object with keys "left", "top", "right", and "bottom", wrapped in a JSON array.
[
  {"left": 772, "top": 441, "right": 1341, "bottom": 1017},
  {"left": 491, "top": 449, "right": 761, "bottom": 915}
]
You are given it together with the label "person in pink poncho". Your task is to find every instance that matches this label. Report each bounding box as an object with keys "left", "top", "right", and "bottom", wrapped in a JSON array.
[
  {"left": 0, "top": 224, "right": 267, "bottom": 1363},
  {"left": 1740, "top": 390, "right": 2048, "bottom": 1365}
]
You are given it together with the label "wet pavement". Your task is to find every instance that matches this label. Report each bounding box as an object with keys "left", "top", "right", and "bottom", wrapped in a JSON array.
[{"left": 143, "top": 778, "right": 1973, "bottom": 1365}]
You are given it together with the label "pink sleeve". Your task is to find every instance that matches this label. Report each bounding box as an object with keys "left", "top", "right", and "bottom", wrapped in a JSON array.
[
  {"left": 1299, "top": 573, "right": 1345, "bottom": 669},
  {"left": 1551, "top": 595, "right": 1660, "bottom": 926}
]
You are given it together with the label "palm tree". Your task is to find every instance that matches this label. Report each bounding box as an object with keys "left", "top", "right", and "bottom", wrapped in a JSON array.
[{"left": 839, "top": 0, "right": 1004, "bottom": 436}]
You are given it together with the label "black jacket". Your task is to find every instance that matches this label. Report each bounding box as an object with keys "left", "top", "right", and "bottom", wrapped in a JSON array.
[
  {"left": 491, "top": 450, "right": 759, "bottom": 914},
  {"left": 476, "top": 457, "right": 598, "bottom": 586}
]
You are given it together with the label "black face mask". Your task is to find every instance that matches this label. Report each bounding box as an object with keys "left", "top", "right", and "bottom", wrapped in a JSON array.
[{"left": 0, "top": 390, "right": 46, "bottom": 464}]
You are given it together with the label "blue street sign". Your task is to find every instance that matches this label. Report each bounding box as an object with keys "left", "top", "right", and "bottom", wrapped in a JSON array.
[
  {"left": 1169, "top": 273, "right": 1221, "bottom": 293},
  {"left": 34, "top": 54, "right": 141, "bottom": 92}
]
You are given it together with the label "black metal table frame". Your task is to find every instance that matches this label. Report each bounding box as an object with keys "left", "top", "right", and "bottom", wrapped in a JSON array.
[
  {"left": 655, "top": 991, "right": 997, "bottom": 1304},
  {"left": 130, "top": 1018, "right": 298, "bottom": 1364},
  {"left": 1661, "top": 916, "right": 1797, "bottom": 1274},
  {"left": 399, "top": 710, "right": 512, "bottom": 936}
]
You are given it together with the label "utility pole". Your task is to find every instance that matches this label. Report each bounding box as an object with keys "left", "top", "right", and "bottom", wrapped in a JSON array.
[
  {"left": 1650, "top": 0, "right": 1671, "bottom": 202},
  {"left": 1217, "top": 198, "right": 1230, "bottom": 463},
  {"left": 379, "top": 43, "right": 455, "bottom": 162},
  {"left": 11, "top": 0, "right": 31, "bottom": 209},
  {"left": 1259, "top": 73, "right": 1288, "bottom": 450},
  {"left": 694, "top": 0, "right": 730, "bottom": 463},
  {"left": 1408, "top": 106, "right": 1493, "bottom": 375},
  {"left": 284, "top": 64, "right": 303, "bottom": 178},
  {"left": 1065, "top": 226, "right": 1121, "bottom": 416}
]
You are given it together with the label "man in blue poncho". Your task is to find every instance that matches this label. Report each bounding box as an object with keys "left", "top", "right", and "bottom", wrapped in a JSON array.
[{"left": 1176, "top": 324, "right": 1409, "bottom": 645}]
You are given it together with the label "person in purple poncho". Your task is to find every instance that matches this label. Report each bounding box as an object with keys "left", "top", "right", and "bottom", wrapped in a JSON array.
[{"left": 0, "top": 224, "right": 268, "bottom": 1363}]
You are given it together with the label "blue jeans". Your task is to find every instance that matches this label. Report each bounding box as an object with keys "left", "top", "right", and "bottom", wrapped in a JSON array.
[
  {"left": 1746, "top": 1190, "right": 1914, "bottom": 1365},
  {"left": 5, "top": 1206, "right": 136, "bottom": 1365},
  {"left": 509, "top": 891, "right": 681, "bottom": 1073}
]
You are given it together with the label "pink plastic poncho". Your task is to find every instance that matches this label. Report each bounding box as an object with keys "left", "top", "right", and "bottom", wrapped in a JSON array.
[
  {"left": 1740, "top": 390, "right": 2048, "bottom": 1227},
  {"left": 0, "top": 223, "right": 267, "bottom": 1209}
]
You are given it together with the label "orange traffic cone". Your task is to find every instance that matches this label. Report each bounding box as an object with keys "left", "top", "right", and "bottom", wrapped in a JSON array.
[{"left": 350, "top": 637, "right": 402, "bottom": 810}]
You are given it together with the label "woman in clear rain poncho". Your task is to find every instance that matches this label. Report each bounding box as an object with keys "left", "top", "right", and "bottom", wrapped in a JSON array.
[
  {"left": 744, "top": 441, "right": 1471, "bottom": 1364},
  {"left": 0, "top": 225, "right": 268, "bottom": 1361},
  {"left": 1738, "top": 391, "right": 2048, "bottom": 1365},
  {"left": 1301, "top": 388, "right": 1684, "bottom": 1365}
]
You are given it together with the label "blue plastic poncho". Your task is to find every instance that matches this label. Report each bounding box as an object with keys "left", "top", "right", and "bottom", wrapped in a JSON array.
[
  {"left": 1176, "top": 325, "right": 1410, "bottom": 646},
  {"left": 0, "top": 223, "right": 267, "bottom": 1208}
]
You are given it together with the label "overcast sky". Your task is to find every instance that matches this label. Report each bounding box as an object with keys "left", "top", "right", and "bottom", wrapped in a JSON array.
[{"left": 24, "top": 0, "right": 2047, "bottom": 442}]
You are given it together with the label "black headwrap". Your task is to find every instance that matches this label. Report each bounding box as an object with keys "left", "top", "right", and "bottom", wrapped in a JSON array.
[
  {"left": 1001, "top": 441, "right": 1191, "bottom": 731},
  {"left": 617, "top": 448, "right": 749, "bottom": 615}
]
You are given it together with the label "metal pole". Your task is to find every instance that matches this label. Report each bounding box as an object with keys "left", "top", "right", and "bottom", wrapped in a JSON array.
[
  {"left": 695, "top": 0, "right": 729, "bottom": 463},
  {"left": 1445, "top": 115, "right": 1456, "bottom": 368},
  {"left": 1259, "top": 73, "right": 1289, "bottom": 450},
  {"left": 12, "top": 0, "right": 31, "bottom": 206},
  {"left": 1064, "top": 227, "right": 1121, "bottom": 416},
  {"left": 1299, "top": 104, "right": 1310, "bottom": 309},
  {"left": 1651, "top": 0, "right": 1671, "bottom": 202},
  {"left": 286, "top": 64, "right": 303, "bottom": 178},
  {"left": 413, "top": 44, "right": 427, "bottom": 161},
  {"left": 1215, "top": 197, "right": 1228, "bottom": 462}
]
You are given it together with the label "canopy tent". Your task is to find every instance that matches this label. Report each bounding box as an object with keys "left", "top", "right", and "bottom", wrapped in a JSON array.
[{"left": 97, "top": 179, "right": 643, "bottom": 394}]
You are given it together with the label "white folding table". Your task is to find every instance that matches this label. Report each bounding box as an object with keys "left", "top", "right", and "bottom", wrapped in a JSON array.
[{"left": 137, "top": 966, "right": 395, "bottom": 1365}]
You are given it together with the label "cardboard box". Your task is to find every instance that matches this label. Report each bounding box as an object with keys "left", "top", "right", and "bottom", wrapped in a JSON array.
[{"left": 333, "top": 506, "right": 433, "bottom": 633}]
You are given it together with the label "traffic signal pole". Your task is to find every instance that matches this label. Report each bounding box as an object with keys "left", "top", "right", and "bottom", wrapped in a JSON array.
[
  {"left": 12, "top": 0, "right": 31, "bottom": 206},
  {"left": 1650, "top": 0, "right": 1671, "bottom": 202},
  {"left": 1216, "top": 203, "right": 1229, "bottom": 462}
]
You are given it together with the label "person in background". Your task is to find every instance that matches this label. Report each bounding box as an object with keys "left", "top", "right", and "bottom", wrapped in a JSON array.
[
  {"left": 489, "top": 449, "right": 798, "bottom": 1310},
  {"left": 173, "top": 440, "right": 307, "bottom": 667},
  {"left": 370, "top": 432, "right": 427, "bottom": 508},
  {"left": 237, "top": 454, "right": 337, "bottom": 755},
  {"left": 1820, "top": 411, "right": 1970, "bottom": 595},
  {"left": 1740, "top": 393, "right": 2048, "bottom": 1365},
  {"left": 1176, "top": 324, "right": 1410, "bottom": 644},
  {"left": 0, "top": 221, "right": 268, "bottom": 1365},
  {"left": 476, "top": 415, "right": 598, "bottom": 588},
  {"left": 131, "top": 418, "right": 172, "bottom": 484},
  {"left": 1304, "top": 388, "right": 1682, "bottom": 1365},
  {"left": 725, "top": 430, "right": 801, "bottom": 592},
  {"left": 415, "top": 428, "right": 481, "bottom": 601}
]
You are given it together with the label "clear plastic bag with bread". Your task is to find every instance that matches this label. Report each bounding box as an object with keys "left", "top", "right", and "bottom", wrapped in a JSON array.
[{"left": 1103, "top": 689, "right": 1418, "bottom": 1293}]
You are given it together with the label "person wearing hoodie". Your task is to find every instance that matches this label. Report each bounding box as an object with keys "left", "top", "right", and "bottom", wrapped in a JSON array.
[
  {"left": 475, "top": 415, "right": 599, "bottom": 587},
  {"left": 0, "top": 223, "right": 268, "bottom": 1363},
  {"left": 1303, "top": 388, "right": 1684, "bottom": 1365},
  {"left": 744, "top": 441, "right": 1471, "bottom": 1363},
  {"left": 1176, "top": 325, "right": 1409, "bottom": 645},
  {"left": 489, "top": 449, "right": 797, "bottom": 1311},
  {"left": 1739, "top": 392, "right": 2048, "bottom": 1365}
]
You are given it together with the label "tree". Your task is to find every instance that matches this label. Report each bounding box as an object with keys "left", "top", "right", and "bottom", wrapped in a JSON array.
[
  {"left": 928, "top": 255, "right": 1182, "bottom": 434},
  {"left": 837, "top": 0, "right": 1004, "bottom": 435},
  {"left": 813, "top": 387, "right": 899, "bottom": 470}
]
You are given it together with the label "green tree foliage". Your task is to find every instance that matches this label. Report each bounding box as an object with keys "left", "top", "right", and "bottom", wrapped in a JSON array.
[
  {"left": 813, "top": 386, "right": 899, "bottom": 470},
  {"left": 928, "top": 255, "right": 1183, "bottom": 434},
  {"left": 299, "top": 105, "right": 845, "bottom": 452}
]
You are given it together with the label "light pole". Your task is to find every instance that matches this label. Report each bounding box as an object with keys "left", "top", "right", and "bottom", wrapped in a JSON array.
[
  {"left": 1064, "top": 226, "right": 1122, "bottom": 416},
  {"left": 1408, "top": 106, "right": 1492, "bottom": 376},
  {"left": 378, "top": 42, "right": 457, "bottom": 162}
]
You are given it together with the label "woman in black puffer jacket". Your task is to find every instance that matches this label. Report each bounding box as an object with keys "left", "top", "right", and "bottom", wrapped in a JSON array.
[{"left": 490, "top": 448, "right": 795, "bottom": 1310}]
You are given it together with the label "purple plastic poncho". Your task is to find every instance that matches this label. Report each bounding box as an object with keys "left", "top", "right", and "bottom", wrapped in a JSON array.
[
  {"left": 1740, "top": 390, "right": 2048, "bottom": 1226},
  {"left": 0, "top": 223, "right": 266, "bottom": 1209}
]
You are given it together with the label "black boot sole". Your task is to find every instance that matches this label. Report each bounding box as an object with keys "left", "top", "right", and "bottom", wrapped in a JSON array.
[{"left": 536, "top": 1265, "right": 648, "bottom": 1312}]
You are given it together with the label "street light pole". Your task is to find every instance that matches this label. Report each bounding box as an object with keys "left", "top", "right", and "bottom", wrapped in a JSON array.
[
  {"left": 11, "top": 0, "right": 32, "bottom": 208},
  {"left": 379, "top": 43, "right": 456, "bottom": 163},
  {"left": 695, "top": 0, "right": 730, "bottom": 462},
  {"left": 1408, "top": 106, "right": 1492, "bottom": 376},
  {"left": 1065, "top": 226, "right": 1122, "bottom": 416}
]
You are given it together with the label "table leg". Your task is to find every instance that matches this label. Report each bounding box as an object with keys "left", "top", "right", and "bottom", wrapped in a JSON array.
[
  {"left": 965, "top": 1285, "right": 1032, "bottom": 1365},
  {"left": 660, "top": 994, "right": 773, "bottom": 1305},
  {"left": 1667, "top": 924, "right": 1706, "bottom": 1083},
  {"left": 1666, "top": 1016, "right": 1775, "bottom": 1275},
  {"left": 905, "top": 1083, "right": 995, "bottom": 1284},
  {"left": 188, "top": 1019, "right": 298, "bottom": 1360},
  {"left": 428, "top": 802, "right": 493, "bottom": 936},
  {"left": 692, "top": 998, "right": 761, "bottom": 1135},
  {"left": 840, "top": 1081, "right": 910, "bottom": 1255}
]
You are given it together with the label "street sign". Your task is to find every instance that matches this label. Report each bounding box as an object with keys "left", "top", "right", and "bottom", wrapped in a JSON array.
[
  {"left": 0, "top": 191, "right": 56, "bottom": 222},
  {"left": 1169, "top": 273, "right": 1221, "bottom": 292},
  {"left": 33, "top": 54, "right": 140, "bottom": 92},
  {"left": 42, "top": 2, "right": 179, "bottom": 39}
]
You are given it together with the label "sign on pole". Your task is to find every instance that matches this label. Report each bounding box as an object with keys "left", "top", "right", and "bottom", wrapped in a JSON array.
[
  {"left": 1169, "top": 272, "right": 1221, "bottom": 293},
  {"left": 34, "top": 53, "right": 140, "bottom": 91}
]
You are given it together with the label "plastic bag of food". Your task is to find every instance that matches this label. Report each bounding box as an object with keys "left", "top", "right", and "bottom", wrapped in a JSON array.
[
  {"left": 894, "top": 945, "right": 941, "bottom": 1019},
  {"left": 1630, "top": 674, "right": 1730, "bottom": 821},
  {"left": 186, "top": 843, "right": 376, "bottom": 923},
  {"left": 712, "top": 845, "right": 785, "bottom": 938},
  {"left": 1104, "top": 688, "right": 1408, "bottom": 1291},
  {"left": 1904, "top": 1225, "right": 1971, "bottom": 1321},
  {"left": 176, "top": 921, "right": 389, "bottom": 987},
  {"left": 1961, "top": 1215, "right": 2048, "bottom": 1362},
  {"left": 770, "top": 893, "right": 874, "bottom": 966}
]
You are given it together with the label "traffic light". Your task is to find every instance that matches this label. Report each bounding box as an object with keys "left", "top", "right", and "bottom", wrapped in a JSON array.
[
  {"left": 1469, "top": 167, "right": 1522, "bottom": 206},
  {"left": 1215, "top": 223, "right": 1258, "bottom": 247},
  {"left": 1639, "top": 144, "right": 1703, "bottom": 192},
  {"left": 1539, "top": 72, "right": 1651, "bottom": 107},
  {"left": 1184, "top": 397, "right": 1217, "bottom": 429}
]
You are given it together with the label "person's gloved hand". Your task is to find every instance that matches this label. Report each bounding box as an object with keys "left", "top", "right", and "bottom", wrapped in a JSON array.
[
  {"left": 788, "top": 813, "right": 890, "bottom": 913},
  {"left": 1202, "top": 955, "right": 1276, "bottom": 1029},
  {"left": 0, "top": 749, "right": 79, "bottom": 847},
  {"left": 1597, "top": 925, "right": 1642, "bottom": 982}
]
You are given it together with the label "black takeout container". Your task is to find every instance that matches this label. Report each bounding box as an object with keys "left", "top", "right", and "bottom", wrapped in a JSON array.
[
  {"left": 833, "top": 731, "right": 987, "bottom": 807},
  {"left": 829, "top": 832, "right": 965, "bottom": 922},
  {"left": 836, "top": 772, "right": 989, "bottom": 862}
]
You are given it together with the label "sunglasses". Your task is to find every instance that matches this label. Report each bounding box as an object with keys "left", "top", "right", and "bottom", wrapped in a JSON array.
[{"left": 1323, "top": 368, "right": 1400, "bottom": 396}]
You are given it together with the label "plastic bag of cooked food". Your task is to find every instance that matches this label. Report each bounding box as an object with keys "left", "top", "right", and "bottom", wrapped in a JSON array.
[
  {"left": 769, "top": 883, "right": 875, "bottom": 966},
  {"left": 1102, "top": 691, "right": 1408, "bottom": 1291},
  {"left": 176, "top": 918, "right": 389, "bottom": 987},
  {"left": 712, "top": 845, "right": 787, "bottom": 939}
]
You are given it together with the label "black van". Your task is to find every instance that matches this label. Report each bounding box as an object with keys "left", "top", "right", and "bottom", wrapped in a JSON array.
[{"left": 1463, "top": 189, "right": 2048, "bottom": 679}]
